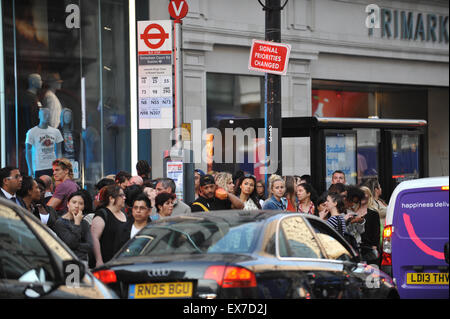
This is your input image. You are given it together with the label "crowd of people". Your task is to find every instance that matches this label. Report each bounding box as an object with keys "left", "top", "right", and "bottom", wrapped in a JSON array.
[{"left": 1, "top": 159, "right": 388, "bottom": 269}]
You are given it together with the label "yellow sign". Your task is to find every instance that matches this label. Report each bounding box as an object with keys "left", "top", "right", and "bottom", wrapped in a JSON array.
[
  {"left": 181, "top": 123, "right": 191, "bottom": 141},
  {"left": 407, "top": 272, "right": 449, "bottom": 285},
  {"left": 129, "top": 282, "right": 193, "bottom": 299}
]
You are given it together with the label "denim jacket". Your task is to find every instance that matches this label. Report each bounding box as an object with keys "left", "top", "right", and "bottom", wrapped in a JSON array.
[{"left": 262, "top": 196, "right": 288, "bottom": 211}]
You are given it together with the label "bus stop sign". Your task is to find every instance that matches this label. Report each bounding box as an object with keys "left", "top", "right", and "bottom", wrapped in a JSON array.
[{"left": 248, "top": 39, "right": 291, "bottom": 75}]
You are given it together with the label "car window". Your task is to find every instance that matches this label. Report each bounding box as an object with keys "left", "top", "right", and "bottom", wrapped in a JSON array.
[
  {"left": 119, "top": 219, "right": 263, "bottom": 257},
  {"left": 278, "top": 216, "right": 323, "bottom": 259},
  {"left": 307, "top": 218, "right": 353, "bottom": 261},
  {"left": 0, "top": 205, "right": 56, "bottom": 282},
  {"left": 22, "top": 215, "right": 72, "bottom": 261}
]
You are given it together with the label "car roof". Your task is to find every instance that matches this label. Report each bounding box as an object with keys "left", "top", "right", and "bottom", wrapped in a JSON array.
[
  {"left": 149, "top": 210, "right": 289, "bottom": 224},
  {"left": 385, "top": 176, "right": 449, "bottom": 226}
]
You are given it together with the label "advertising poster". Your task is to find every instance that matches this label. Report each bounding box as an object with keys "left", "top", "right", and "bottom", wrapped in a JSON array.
[
  {"left": 325, "top": 134, "right": 357, "bottom": 188},
  {"left": 167, "top": 161, "right": 184, "bottom": 201}
]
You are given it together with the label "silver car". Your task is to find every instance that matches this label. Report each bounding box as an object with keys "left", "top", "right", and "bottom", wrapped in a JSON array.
[{"left": 0, "top": 198, "right": 116, "bottom": 299}]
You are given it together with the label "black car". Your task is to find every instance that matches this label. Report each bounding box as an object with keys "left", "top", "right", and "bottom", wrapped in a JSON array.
[
  {"left": 94, "top": 210, "right": 399, "bottom": 299},
  {"left": 0, "top": 198, "right": 117, "bottom": 299}
]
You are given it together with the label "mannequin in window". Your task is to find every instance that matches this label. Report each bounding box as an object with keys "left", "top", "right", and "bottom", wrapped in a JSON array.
[
  {"left": 20, "top": 73, "right": 43, "bottom": 136},
  {"left": 18, "top": 74, "right": 44, "bottom": 172},
  {"left": 42, "top": 72, "right": 63, "bottom": 128},
  {"left": 59, "top": 108, "right": 76, "bottom": 160},
  {"left": 26, "top": 107, "right": 64, "bottom": 178}
]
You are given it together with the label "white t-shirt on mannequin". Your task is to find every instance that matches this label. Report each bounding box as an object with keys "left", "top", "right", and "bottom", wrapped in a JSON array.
[{"left": 25, "top": 126, "right": 63, "bottom": 171}]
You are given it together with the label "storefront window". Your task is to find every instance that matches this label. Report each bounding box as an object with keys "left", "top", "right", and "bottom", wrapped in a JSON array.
[
  {"left": 391, "top": 133, "right": 420, "bottom": 183},
  {"left": 206, "top": 73, "right": 264, "bottom": 174},
  {"left": 207, "top": 73, "right": 263, "bottom": 128},
  {"left": 1, "top": 0, "right": 131, "bottom": 191},
  {"left": 325, "top": 132, "right": 357, "bottom": 189},
  {"left": 356, "top": 128, "right": 380, "bottom": 185},
  {"left": 312, "top": 89, "right": 370, "bottom": 118}
]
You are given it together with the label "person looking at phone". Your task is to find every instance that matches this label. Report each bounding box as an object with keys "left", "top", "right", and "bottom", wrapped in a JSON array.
[{"left": 54, "top": 190, "right": 92, "bottom": 262}]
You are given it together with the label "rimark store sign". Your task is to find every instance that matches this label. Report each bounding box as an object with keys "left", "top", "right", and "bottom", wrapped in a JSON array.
[{"left": 367, "top": 6, "right": 449, "bottom": 43}]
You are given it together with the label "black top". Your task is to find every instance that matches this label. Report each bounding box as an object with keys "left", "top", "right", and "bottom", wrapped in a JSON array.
[
  {"left": 54, "top": 217, "right": 92, "bottom": 261},
  {"left": 361, "top": 208, "right": 381, "bottom": 250},
  {"left": 32, "top": 204, "right": 58, "bottom": 232},
  {"left": 190, "top": 196, "right": 232, "bottom": 212},
  {"left": 94, "top": 208, "right": 130, "bottom": 263}
]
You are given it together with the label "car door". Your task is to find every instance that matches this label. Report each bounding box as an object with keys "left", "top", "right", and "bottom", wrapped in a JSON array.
[
  {"left": 305, "top": 216, "right": 368, "bottom": 299},
  {"left": 273, "top": 215, "right": 352, "bottom": 299}
]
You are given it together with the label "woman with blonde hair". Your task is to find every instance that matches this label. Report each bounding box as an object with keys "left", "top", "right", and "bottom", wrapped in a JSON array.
[
  {"left": 262, "top": 174, "right": 287, "bottom": 211},
  {"left": 362, "top": 178, "right": 387, "bottom": 227},
  {"left": 215, "top": 172, "right": 235, "bottom": 194}
]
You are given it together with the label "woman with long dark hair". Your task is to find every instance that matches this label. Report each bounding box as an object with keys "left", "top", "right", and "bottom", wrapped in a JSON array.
[
  {"left": 54, "top": 190, "right": 92, "bottom": 262},
  {"left": 91, "top": 184, "right": 129, "bottom": 267},
  {"left": 325, "top": 193, "right": 347, "bottom": 236},
  {"left": 296, "top": 183, "right": 318, "bottom": 215},
  {"left": 234, "top": 174, "right": 262, "bottom": 210},
  {"left": 283, "top": 176, "right": 297, "bottom": 212}
]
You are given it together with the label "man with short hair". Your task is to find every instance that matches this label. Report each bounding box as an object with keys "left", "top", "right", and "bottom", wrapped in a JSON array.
[
  {"left": 190, "top": 174, "right": 244, "bottom": 212},
  {"left": 153, "top": 177, "right": 191, "bottom": 216},
  {"left": 39, "top": 174, "right": 54, "bottom": 204},
  {"left": 129, "top": 194, "right": 152, "bottom": 238},
  {"left": 331, "top": 170, "right": 346, "bottom": 185},
  {"left": 0, "top": 166, "right": 26, "bottom": 208},
  {"left": 47, "top": 158, "right": 79, "bottom": 215}
]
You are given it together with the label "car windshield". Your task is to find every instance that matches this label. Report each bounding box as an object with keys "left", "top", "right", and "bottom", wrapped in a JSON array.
[{"left": 119, "top": 217, "right": 264, "bottom": 257}]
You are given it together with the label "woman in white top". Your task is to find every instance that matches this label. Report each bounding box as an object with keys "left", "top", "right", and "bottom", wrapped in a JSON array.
[{"left": 234, "top": 174, "right": 262, "bottom": 210}]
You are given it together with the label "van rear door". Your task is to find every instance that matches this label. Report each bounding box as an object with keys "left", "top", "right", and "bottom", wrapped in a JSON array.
[{"left": 392, "top": 186, "right": 449, "bottom": 299}]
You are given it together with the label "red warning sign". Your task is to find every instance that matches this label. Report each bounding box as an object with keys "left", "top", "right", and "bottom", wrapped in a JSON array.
[{"left": 248, "top": 40, "right": 291, "bottom": 75}]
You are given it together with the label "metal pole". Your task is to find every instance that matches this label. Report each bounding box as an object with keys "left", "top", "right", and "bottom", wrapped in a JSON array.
[
  {"left": 0, "top": 0, "right": 6, "bottom": 167},
  {"left": 174, "top": 20, "right": 183, "bottom": 143},
  {"left": 265, "top": 0, "right": 283, "bottom": 178}
]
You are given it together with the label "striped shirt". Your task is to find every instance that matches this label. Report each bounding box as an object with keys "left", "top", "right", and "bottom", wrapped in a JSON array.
[{"left": 326, "top": 215, "right": 347, "bottom": 235}]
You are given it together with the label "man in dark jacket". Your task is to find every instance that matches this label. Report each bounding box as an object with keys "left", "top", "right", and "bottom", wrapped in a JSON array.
[{"left": 0, "top": 166, "right": 26, "bottom": 208}]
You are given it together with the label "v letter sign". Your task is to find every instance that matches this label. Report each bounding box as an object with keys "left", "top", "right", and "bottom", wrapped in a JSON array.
[{"left": 168, "top": 0, "right": 189, "bottom": 20}]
